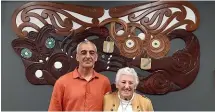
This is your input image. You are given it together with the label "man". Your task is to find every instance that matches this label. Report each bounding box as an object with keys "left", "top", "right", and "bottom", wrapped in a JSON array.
[
  {"left": 103, "top": 67, "right": 154, "bottom": 111},
  {"left": 48, "top": 40, "right": 111, "bottom": 111}
]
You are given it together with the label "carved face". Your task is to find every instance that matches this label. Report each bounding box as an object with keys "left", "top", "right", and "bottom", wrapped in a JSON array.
[
  {"left": 76, "top": 42, "right": 98, "bottom": 68},
  {"left": 116, "top": 75, "right": 136, "bottom": 99}
]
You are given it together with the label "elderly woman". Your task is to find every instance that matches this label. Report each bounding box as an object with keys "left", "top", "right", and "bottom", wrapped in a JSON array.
[{"left": 103, "top": 67, "right": 154, "bottom": 111}]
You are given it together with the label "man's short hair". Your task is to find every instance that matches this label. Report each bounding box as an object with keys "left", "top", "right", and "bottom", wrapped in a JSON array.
[{"left": 76, "top": 39, "right": 97, "bottom": 53}]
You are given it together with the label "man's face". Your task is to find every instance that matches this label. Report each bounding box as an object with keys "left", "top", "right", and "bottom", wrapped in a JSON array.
[
  {"left": 76, "top": 43, "right": 98, "bottom": 68},
  {"left": 116, "top": 75, "right": 136, "bottom": 99}
]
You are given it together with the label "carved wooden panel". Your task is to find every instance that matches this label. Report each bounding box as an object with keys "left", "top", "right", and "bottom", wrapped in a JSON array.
[{"left": 11, "top": 1, "right": 200, "bottom": 95}]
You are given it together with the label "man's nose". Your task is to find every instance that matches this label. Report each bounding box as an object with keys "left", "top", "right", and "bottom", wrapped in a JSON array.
[{"left": 86, "top": 52, "right": 91, "bottom": 58}]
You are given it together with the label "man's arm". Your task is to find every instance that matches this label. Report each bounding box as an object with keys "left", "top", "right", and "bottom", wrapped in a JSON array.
[{"left": 48, "top": 79, "right": 64, "bottom": 111}]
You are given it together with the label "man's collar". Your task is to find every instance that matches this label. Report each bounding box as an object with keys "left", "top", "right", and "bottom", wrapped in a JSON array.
[{"left": 72, "top": 67, "right": 99, "bottom": 79}]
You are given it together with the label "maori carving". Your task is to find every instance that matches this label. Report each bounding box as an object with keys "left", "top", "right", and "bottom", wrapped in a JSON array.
[
  {"left": 12, "top": 25, "right": 72, "bottom": 85},
  {"left": 100, "top": 1, "right": 199, "bottom": 59},
  {"left": 109, "top": 1, "right": 199, "bottom": 33},
  {"left": 146, "top": 34, "right": 170, "bottom": 59},
  {"left": 11, "top": 1, "right": 200, "bottom": 95},
  {"left": 12, "top": 25, "right": 128, "bottom": 85},
  {"left": 135, "top": 29, "right": 200, "bottom": 94},
  {"left": 12, "top": 2, "right": 104, "bottom": 38}
]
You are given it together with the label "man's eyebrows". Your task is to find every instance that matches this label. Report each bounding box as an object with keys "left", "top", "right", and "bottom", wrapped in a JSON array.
[{"left": 80, "top": 50, "right": 96, "bottom": 52}]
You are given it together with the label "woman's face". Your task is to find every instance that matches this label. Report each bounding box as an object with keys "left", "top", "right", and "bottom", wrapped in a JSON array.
[{"left": 116, "top": 74, "right": 136, "bottom": 100}]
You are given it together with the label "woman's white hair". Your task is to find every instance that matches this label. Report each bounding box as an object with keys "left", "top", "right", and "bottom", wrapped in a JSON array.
[{"left": 115, "top": 67, "right": 139, "bottom": 87}]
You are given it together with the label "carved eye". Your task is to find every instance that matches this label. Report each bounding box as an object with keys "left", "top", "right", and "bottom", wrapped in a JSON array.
[
  {"left": 21, "top": 48, "right": 32, "bottom": 59},
  {"left": 151, "top": 39, "right": 160, "bottom": 48},
  {"left": 45, "top": 37, "right": 55, "bottom": 49},
  {"left": 54, "top": 61, "right": 62, "bottom": 69},
  {"left": 126, "top": 39, "right": 135, "bottom": 48},
  {"left": 35, "top": 70, "right": 43, "bottom": 78}
]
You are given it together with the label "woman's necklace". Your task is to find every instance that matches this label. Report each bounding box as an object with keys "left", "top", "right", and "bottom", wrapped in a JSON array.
[
  {"left": 120, "top": 99, "right": 131, "bottom": 112},
  {"left": 118, "top": 92, "right": 135, "bottom": 112}
]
